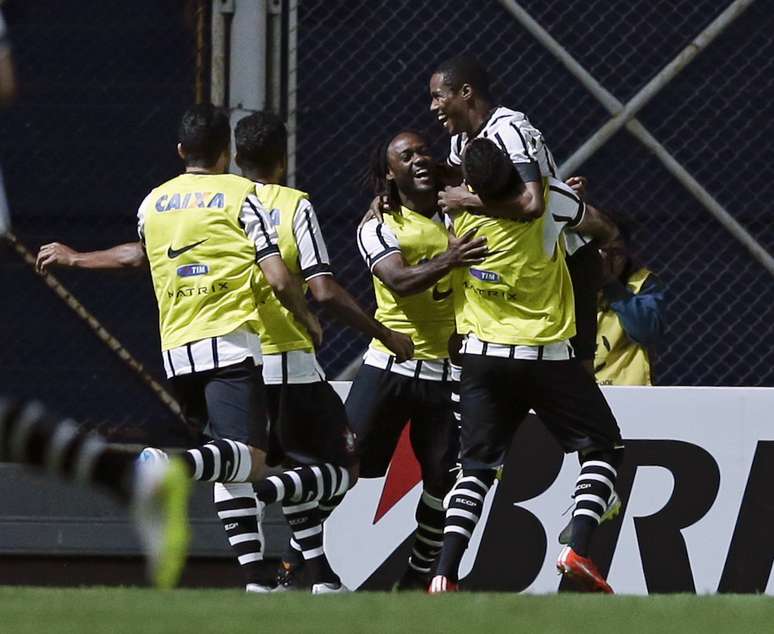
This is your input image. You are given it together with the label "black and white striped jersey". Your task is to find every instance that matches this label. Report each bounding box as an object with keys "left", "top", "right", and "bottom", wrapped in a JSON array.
[
  {"left": 447, "top": 106, "right": 558, "bottom": 183},
  {"left": 254, "top": 183, "right": 332, "bottom": 282}
]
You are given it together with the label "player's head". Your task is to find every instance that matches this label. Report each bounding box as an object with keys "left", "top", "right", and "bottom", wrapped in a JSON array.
[
  {"left": 234, "top": 111, "right": 288, "bottom": 183},
  {"left": 368, "top": 131, "right": 436, "bottom": 210},
  {"left": 462, "top": 137, "right": 522, "bottom": 199},
  {"left": 177, "top": 103, "right": 231, "bottom": 172},
  {"left": 430, "top": 55, "right": 492, "bottom": 136}
]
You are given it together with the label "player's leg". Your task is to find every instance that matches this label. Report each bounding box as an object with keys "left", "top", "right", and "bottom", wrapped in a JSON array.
[
  {"left": 530, "top": 359, "right": 623, "bottom": 593},
  {"left": 396, "top": 379, "right": 459, "bottom": 590},
  {"left": 431, "top": 355, "right": 528, "bottom": 592},
  {"left": 0, "top": 399, "right": 191, "bottom": 589},
  {"left": 200, "top": 359, "right": 272, "bottom": 591},
  {"left": 273, "top": 381, "right": 358, "bottom": 593},
  {"left": 567, "top": 242, "right": 603, "bottom": 377}
]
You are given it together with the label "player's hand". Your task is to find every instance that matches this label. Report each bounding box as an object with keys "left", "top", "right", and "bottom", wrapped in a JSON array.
[
  {"left": 305, "top": 314, "right": 324, "bottom": 349},
  {"left": 438, "top": 185, "right": 474, "bottom": 216},
  {"left": 359, "top": 195, "right": 393, "bottom": 227},
  {"left": 36, "top": 242, "right": 78, "bottom": 272},
  {"left": 434, "top": 162, "right": 463, "bottom": 188},
  {"left": 565, "top": 176, "right": 588, "bottom": 199},
  {"left": 443, "top": 228, "right": 488, "bottom": 267},
  {"left": 379, "top": 328, "right": 414, "bottom": 363}
]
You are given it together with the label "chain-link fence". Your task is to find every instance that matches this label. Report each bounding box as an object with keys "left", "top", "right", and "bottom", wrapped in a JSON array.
[
  {"left": 1, "top": 1, "right": 771, "bottom": 440},
  {"left": 0, "top": 0, "right": 207, "bottom": 443},
  {"left": 294, "top": 0, "right": 774, "bottom": 386}
]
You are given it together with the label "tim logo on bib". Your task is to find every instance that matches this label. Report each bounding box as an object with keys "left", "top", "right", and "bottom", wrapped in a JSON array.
[{"left": 469, "top": 268, "right": 500, "bottom": 283}]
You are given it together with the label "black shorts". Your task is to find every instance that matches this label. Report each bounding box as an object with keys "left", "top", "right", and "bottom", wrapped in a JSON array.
[
  {"left": 460, "top": 354, "right": 622, "bottom": 470},
  {"left": 264, "top": 381, "right": 357, "bottom": 469},
  {"left": 345, "top": 364, "right": 459, "bottom": 496},
  {"left": 567, "top": 242, "right": 603, "bottom": 362},
  {"left": 168, "top": 358, "right": 268, "bottom": 447}
]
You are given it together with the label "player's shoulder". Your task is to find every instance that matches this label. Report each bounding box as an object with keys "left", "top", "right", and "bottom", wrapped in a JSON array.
[
  {"left": 358, "top": 216, "right": 381, "bottom": 236},
  {"left": 486, "top": 106, "right": 532, "bottom": 133},
  {"left": 262, "top": 183, "right": 309, "bottom": 198}
]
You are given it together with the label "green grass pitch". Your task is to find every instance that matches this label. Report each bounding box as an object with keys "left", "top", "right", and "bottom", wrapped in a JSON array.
[{"left": 1, "top": 588, "right": 772, "bottom": 634}]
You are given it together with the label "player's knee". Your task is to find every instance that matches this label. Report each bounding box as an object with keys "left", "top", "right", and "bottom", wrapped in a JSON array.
[
  {"left": 581, "top": 445, "right": 624, "bottom": 471},
  {"left": 460, "top": 468, "right": 497, "bottom": 489},
  {"left": 346, "top": 461, "right": 360, "bottom": 488},
  {"left": 247, "top": 445, "right": 268, "bottom": 481}
]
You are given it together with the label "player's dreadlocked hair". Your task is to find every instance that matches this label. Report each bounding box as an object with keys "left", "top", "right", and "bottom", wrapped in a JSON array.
[
  {"left": 235, "top": 111, "right": 287, "bottom": 172},
  {"left": 365, "top": 135, "right": 401, "bottom": 213},
  {"left": 178, "top": 103, "right": 231, "bottom": 167},
  {"left": 462, "top": 137, "right": 523, "bottom": 199},
  {"left": 364, "top": 130, "right": 425, "bottom": 213},
  {"left": 433, "top": 55, "right": 492, "bottom": 102}
]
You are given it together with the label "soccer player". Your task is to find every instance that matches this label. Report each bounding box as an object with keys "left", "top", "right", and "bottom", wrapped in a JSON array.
[
  {"left": 0, "top": 398, "right": 191, "bottom": 589},
  {"left": 36, "top": 108, "right": 414, "bottom": 593},
  {"left": 427, "top": 56, "right": 625, "bottom": 593},
  {"left": 349, "top": 129, "right": 488, "bottom": 590},
  {"left": 232, "top": 111, "right": 412, "bottom": 591}
]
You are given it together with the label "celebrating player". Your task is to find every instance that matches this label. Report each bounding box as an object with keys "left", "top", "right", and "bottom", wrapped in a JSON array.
[
  {"left": 427, "top": 56, "right": 624, "bottom": 594},
  {"left": 346, "top": 130, "right": 487, "bottom": 590},
  {"left": 36, "top": 108, "right": 413, "bottom": 594},
  {"left": 232, "top": 111, "right": 412, "bottom": 592}
]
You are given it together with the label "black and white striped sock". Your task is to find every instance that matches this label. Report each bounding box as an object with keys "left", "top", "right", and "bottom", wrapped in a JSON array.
[
  {"left": 282, "top": 492, "right": 344, "bottom": 566},
  {"left": 254, "top": 464, "right": 349, "bottom": 505},
  {"left": 569, "top": 454, "right": 619, "bottom": 556},
  {"left": 214, "top": 482, "right": 265, "bottom": 585},
  {"left": 0, "top": 400, "right": 135, "bottom": 501},
  {"left": 319, "top": 493, "right": 345, "bottom": 521},
  {"left": 181, "top": 439, "right": 252, "bottom": 482},
  {"left": 408, "top": 491, "right": 445, "bottom": 576},
  {"left": 283, "top": 500, "right": 336, "bottom": 584},
  {"left": 435, "top": 470, "right": 495, "bottom": 581}
]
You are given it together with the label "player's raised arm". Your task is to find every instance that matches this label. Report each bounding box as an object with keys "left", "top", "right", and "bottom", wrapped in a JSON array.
[
  {"left": 571, "top": 203, "right": 620, "bottom": 247},
  {"left": 36, "top": 241, "right": 146, "bottom": 272},
  {"left": 359, "top": 219, "right": 487, "bottom": 297}
]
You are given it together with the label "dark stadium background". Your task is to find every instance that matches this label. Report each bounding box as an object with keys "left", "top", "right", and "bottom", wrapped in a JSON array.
[{"left": 1, "top": 1, "right": 772, "bottom": 444}]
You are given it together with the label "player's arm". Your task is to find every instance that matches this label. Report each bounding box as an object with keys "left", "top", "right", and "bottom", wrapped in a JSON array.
[
  {"left": 309, "top": 276, "right": 413, "bottom": 362},
  {"left": 438, "top": 180, "right": 544, "bottom": 220},
  {"left": 570, "top": 203, "right": 619, "bottom": 247},
  {"left": 36, "top": 241, "right": 146, "bottom": 272},
  {"left": 242, "top": 194, "right": 322, "bottom": 347},
  {"left": 359, "top": 219, "right": 487, "bottom": 297},
  {"left": 440, "top": 121, "right": 546, "bottom": 220},
  {"left": 259, "top": 254, "right": 323, "bottom": 348},
  {"left": 295, "top": 200, "right": 413, "bottom": 360}
]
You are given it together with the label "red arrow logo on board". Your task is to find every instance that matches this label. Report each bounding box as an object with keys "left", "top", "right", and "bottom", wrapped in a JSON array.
[{"left": 372, "top": 422, "right": 422, "bottom": 523}]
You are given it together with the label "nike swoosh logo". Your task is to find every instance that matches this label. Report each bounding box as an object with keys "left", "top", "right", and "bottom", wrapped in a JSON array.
[
  {"left": 167, "top": 239, "right": 208, "bottom": 259},
  {"left": 432, "top": 286, "right": 453, "bottom": 301}
]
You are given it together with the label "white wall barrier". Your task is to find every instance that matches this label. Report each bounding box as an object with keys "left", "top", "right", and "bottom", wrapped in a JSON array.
[{"left": 326, "top": 384, "right": 774, "bottom": 594}]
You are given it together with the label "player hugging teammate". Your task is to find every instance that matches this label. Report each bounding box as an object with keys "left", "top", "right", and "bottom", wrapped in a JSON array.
[{"left": 422, "top": 55, "right": 624, "bottom": 594}]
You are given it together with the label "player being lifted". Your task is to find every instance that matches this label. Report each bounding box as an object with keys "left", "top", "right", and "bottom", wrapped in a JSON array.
[
  {"left": 427, "top": 56, "right": 624, "bottom": 593},
  {"left": 36, "top": 107, "right": 413, "bottom": 593},
  {"left": 347, "top": 129, "right": 487, "bottom": 590}
]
